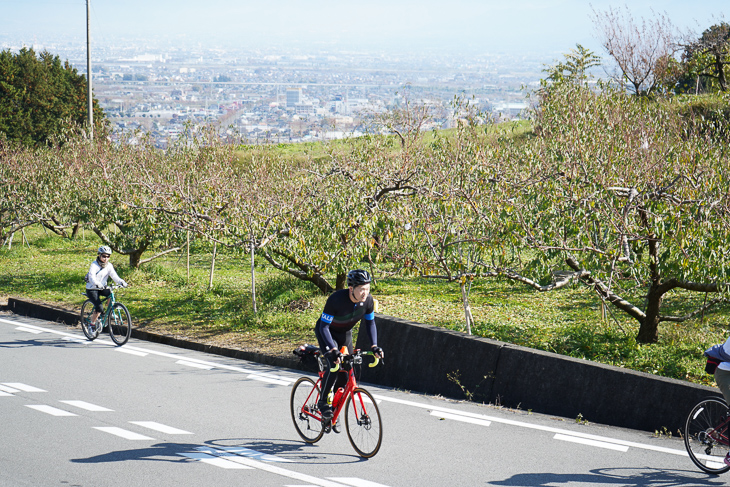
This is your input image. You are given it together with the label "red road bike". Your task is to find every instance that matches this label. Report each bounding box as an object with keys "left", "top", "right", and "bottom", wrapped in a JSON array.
[{"left": 290, "top": 346, "right": 383, "bottom": 458}]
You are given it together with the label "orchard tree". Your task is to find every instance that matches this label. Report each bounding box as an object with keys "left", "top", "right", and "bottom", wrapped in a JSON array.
[
  {"left": 683, "top": 22, "right": 730, "bottom": 92},
  {"left": 497, "top": 82, "right": 730, "bottom": 344},
  {"left": 0, "top": 48, "right": 105, "bottom": 146},
  {"left": 592, "top": 6, "right": 679, "bottom": 96}
]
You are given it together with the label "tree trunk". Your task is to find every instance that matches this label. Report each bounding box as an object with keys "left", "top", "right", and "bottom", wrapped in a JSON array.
[
  {"left": 460, "top": 280, "right": 474, "bottom": 335},
  {"left": 128, "top": 249, "right": 144, "bottom": 268},
  {"left": 636, "top": 283, "right": 662, "bottom": 344},
  {"left": 716, "top": 56, "right": 727, "bottom": 92},
  {"left": 335, "top": 273, "right": 347, "bottom": 290}
]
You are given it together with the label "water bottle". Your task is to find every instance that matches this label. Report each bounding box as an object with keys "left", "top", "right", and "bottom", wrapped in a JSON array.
[{"left": 333, "top": 387, "right": 344, "bottom": 407}]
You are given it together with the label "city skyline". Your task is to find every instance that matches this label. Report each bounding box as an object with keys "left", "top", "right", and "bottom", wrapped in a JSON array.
[{"left": 1, "top": 0, "right": 727, "bottom": 56}]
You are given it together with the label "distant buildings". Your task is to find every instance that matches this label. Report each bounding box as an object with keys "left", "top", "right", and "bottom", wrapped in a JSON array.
[{"left": 286, "top": 88, "right": 302, "bottom": 109}]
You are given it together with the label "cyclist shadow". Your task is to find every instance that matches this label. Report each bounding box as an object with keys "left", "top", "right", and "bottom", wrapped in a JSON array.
[
  {"left": 205, "top": 438, "right": 370, "bottom": 464},
  {"left": 71, "top": 442, "right": 206, "bottom": 464},
  {"left": 488, "top": 467, "right": 725, "bottom": 486},
  {"left": 71, "top": 438, "right": 365, "bottom": 465}
]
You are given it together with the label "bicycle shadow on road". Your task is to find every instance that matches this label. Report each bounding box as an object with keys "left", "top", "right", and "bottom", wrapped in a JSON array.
[
  {"left": 487, "top": 467, "right": 725, "bottom": 487},
  {"left": 205, "top": 437, "right": 370, "bottom": 464}
]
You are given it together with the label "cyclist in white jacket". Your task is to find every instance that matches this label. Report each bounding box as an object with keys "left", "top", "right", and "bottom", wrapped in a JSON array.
[{"left": 85, "top": 245, "right": 127, "bottom": 328}]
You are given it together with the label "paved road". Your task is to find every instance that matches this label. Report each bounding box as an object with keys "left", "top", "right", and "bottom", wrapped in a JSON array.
[{"left": 0, "top": 312, "right": 724, "bottom": 487}]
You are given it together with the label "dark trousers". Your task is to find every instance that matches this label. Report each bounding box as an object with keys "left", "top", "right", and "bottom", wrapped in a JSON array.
[
  {"left": 87, "top": 288, "right": 111, "bottom": 313},
  {"left": 315, "top": 327, "right": 352, "bottom": 406}
]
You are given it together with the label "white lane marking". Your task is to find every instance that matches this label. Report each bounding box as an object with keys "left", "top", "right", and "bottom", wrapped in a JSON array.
[
  {"left": 63, "top": 336, "right": 89, "bottom": 344},
  {"left": 26, "top": 405, "right": 77, "bottom": 417},
  {"left": 3, "top": 383, "right": 46, "bottom": 392},
  {"left": 430, "top": 410, "right": 491, "bottom": 427},
  {"left": 93, "top": 427, "right": 154, "bottom": 440},
  {"left": 178, "top": 452, "right": 252, "bottom": 469},
  {"left": 0, "top": 318, "right": 295, "bottom": 383},
  {"left": 197, "top": 446, "right": 293, "bottom": 463},
  {"left": 199, "top": 447, "right": 350, "bottom": 487},
  {"left": 116, "top": 347, "right": 148, "bottom": 357},
  {"left": 59, "top": 400, "right": 114, "bottom": 412},
  {"left": 0, "top": 391, "right": 13, "bottom": 397},
  {"left": 176, "top": 360, "right": 214, "bottom": 370},
  {"left": 248, "top": 374, "right": 291, "bottom": 385},
  {"left": 554, "top": 433, "right": 630, "bottom": 452},
  {"left": 329, "top": 479, "right": 392, "bottom": 487},
  {"left": 130, "top": 421, "right": 193, "bottom": 435},
  {"left": 0, "top": 384, "right": 20, "bottom": 393},
  {"left": 373, "top": 395, "right": 688, "bottom": 457},
  {"left": 16, "top": 326, "right": 43, "bottom": 334}
]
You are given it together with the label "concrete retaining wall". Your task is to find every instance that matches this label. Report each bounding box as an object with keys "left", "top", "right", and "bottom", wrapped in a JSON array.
[
  {"left": 7, "top": 297, "right": 719, "bottom": 433},
  {"left": 356, "top": 315, "right": 719, "bottom": 433}
]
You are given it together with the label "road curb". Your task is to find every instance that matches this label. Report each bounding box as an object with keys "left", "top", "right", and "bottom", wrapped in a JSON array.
[{"left": 3, "top": 297, "right": 304, "bottom": 372}]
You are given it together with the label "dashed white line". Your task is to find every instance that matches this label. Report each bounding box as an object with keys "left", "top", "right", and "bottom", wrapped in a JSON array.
[
  {"left": 554, "top": 433, "right": 630, "bottom": 452},
  {"left": 59, "top": 400, "right": 114, "bottom": 412},
  {"left": 26, "top": 405, "right": 77, "bottom": 417},
  {"left": 198, "top": 446, "right": 292, "bottom": 463},
  {"left": 329, "top": 479, "right": 392, "bottom": 487},
  {"left": 0, "top": 384, "right": 20, "bottom": 394},
  {"left": 63, "top": 336, "right": 88, "bottom": 344},
  {"left": 130, "top": 421, "right": 193, "bottom": 435},
  {"left": 3, "top": 383, "right": 46, "bottom": 392},
  {"left": 116, "top": 347, "right": 148, "bottom": 357},
  {"left": 16, "top": 326, "right": 43, "bottom": 334},
  {"left": 93, "top": 426, "right": 154, "bottom": 440},
  {"left": 178, "top": 452, "right": 252, "bottom": 469},
  {"left": 375, "top": 394, "right": 688, "bottom": 457},
  {"left": 248, "top": 374, "right": 292, "bottom": 385},
  {"left": 430, "top": 410, "right": 491, "bottom": 427}
]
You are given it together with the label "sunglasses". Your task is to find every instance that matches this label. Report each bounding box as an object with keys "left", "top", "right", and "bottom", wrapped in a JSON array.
[{"left": 99, "top": 254, "right": 110, "bottom": 258}]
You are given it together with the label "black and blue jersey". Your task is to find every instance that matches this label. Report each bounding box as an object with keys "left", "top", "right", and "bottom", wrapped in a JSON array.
[{"left": 315, "top": 289, "right": 377, "bottom": 352}]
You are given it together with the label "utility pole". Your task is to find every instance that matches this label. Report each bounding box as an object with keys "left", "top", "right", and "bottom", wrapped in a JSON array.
[{"left": 86, "top": 0, "right": 93, "bottom": 139}]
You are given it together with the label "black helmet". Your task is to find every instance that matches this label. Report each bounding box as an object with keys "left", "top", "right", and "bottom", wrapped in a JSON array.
[{"left": 347, "top": 269, "right": 371, "bottom": 288}]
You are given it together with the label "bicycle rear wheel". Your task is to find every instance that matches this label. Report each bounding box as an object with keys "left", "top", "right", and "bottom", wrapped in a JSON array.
[
  {"left": 684, "top": 396, "right": 730, "bottom": 474},
  {"left": 344, "top": 387, "right": 382, "bottom": 458},
  {"left": 290, "top": 377, "right": 324, "bottom": 443},
  {"left": 108, "top": 303, "right": 132, "bottom": 346},
  {"left": 79, "top": 300, "right": 100, "bottom": 341}
]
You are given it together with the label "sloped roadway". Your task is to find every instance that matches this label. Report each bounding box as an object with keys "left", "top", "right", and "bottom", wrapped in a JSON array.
[{"left": 0, "top": 312, "right": 723, "bottom": 487}]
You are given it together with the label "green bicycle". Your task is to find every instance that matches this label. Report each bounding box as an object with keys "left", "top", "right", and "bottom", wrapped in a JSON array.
[{"left": 79, "top": 284, "right": 132, "bottom": 346}]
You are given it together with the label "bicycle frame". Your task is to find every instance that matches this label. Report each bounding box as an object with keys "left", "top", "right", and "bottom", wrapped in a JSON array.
[
  {"left": 298, "top": 350, "right": 378, "bottom": 426},
  {"left": 99, "top": 288, "right": 118, "bottom": 324}
]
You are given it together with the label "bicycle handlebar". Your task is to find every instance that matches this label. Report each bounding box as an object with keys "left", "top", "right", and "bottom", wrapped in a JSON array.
[{"left": 329, "top": 350, "right": 381, "bottom": 372}]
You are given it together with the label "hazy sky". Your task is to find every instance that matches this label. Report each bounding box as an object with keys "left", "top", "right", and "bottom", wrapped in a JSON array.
[{"left": 0, "top": 0, "right": 727, "bottom": 55}]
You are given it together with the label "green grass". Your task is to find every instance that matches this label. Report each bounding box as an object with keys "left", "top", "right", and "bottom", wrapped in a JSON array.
[{"left": 1, "top": 224, "right": 727, "bottom": 386}]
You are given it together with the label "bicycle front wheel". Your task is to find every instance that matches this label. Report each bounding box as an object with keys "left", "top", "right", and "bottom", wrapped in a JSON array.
[
  {"left": 108, "top": 303, "right": 132, "bottom": 346},
  {"left": 290, "top": 377, "right": 324, "bottom": 443},
  {"left": 344, "top": 387, "right": 382, "bottom": 458},
  {"left": 79, "top": 300, "right": 100, "bottom": 341},
  {"left": 684, "top": 396, "right": 730, "bottom": 474}
]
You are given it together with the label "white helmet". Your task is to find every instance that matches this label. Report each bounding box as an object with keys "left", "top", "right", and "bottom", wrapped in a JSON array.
[{"left": 98, "top": 245, "right": 112, "bottom": 255}]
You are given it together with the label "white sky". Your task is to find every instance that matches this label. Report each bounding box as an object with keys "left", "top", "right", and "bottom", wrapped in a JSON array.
[{"left": 0, "top": 0, "right": 727, "bottom": 55}]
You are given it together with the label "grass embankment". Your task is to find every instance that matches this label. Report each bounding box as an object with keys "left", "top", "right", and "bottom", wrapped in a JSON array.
[{"left": 1, "top": 224, "right": 727, "bottom": 390}]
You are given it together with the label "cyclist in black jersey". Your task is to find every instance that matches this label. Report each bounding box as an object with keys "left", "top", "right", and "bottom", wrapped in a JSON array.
[{"left": 315, "top": 269, "right": 384, "bottom": 423}]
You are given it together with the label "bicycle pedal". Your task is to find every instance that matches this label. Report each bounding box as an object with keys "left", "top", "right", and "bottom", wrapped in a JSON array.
[{"left": 322, "top": 418, "right": 332, "bottom": 434}]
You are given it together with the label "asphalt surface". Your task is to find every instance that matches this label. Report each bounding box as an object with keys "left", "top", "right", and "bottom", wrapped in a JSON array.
[{"left": 0, "top": 312, "right": 725, "bottom": 487}]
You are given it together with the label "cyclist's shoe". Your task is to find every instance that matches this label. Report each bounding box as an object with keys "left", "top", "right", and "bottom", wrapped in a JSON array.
[
  {"left": 725, "top": 452, "right": 730, "bottom": 467},
  {"left": 332, "top": 422, "right": 341, "bottom": 434},
  {"left": 319, "top": 403, "right": 333, "bottom": 433}
]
